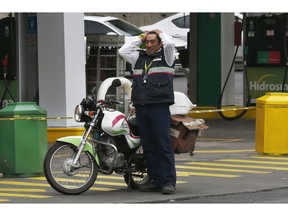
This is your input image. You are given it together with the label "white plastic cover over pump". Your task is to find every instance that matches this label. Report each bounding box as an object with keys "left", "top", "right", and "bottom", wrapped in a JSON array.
[{"left": 169, "top": 91, "right": 196, "bottom": 115}]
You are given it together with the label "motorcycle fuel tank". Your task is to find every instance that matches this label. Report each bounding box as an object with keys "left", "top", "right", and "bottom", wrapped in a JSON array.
[{"left": 101, "top": 109, "right": 130, "bottom": 136}]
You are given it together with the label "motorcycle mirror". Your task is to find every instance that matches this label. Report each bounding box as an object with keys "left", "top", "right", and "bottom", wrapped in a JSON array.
[
  {"left": 111, "top": 79, "right": 121, "bottom": 88},
  {"left": 83, "top": 95, "right": 96, "bottom": 109},
  {"left": 91, "top": 87, "right": 97, "bottom": 96}
]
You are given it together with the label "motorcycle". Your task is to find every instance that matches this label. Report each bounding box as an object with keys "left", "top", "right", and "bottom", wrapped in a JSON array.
[{"left": 44, "top": 77, "right": 150, "bottom": 195}]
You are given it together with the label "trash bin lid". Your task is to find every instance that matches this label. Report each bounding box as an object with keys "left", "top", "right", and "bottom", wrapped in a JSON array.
[
  {"left": 0, "top": 102, "right": 47, "bottom": 116},
  {"left": 256, "top": 92, "right": 288, "bottom": 105}
]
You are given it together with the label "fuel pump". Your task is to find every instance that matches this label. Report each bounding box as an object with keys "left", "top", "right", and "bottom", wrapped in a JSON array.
[
  {"left": 234, "top": 16, "right": 242, "bottom": 46},
  {"left": 244, "top": 13, "right": 288, "bottom": 103},
  {"left": 217, "top": 13, "right": 252, "bottom": 120},
  {"left": 251, "top": 14, "right": 285, "bottom": 65},
  {"left": 1, "top": 53, "right": 15, "bottom": 106},
  {"left": 0, "top": 14, "right": 16, "bottom": 109},
  {"left": 279, "top": 13, "right": 288, "bottom": 91}
]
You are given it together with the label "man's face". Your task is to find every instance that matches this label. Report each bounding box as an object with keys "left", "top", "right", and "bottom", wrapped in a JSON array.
[{"left": 145, "top": 33, "right": 162, "bottom": 56}]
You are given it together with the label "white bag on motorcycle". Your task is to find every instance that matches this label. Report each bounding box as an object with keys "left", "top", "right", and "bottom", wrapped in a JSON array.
[{"left": 170, "top": 91, "right": 196, "bottom": 115}]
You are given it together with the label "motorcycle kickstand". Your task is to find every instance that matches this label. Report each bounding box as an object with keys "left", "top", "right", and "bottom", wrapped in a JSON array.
[{"left": 126, "top": 172, "right": 132, "bottom": 191}]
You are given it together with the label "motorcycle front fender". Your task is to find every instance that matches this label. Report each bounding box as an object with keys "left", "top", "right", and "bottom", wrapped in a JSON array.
[{"left": 56, "top": 136, "right": 99, "bottom": 165}]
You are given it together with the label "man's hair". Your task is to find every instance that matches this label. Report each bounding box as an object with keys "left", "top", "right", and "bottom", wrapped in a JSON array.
[{"left": 147, "top": 31, "right": 161, "bottom": 44}]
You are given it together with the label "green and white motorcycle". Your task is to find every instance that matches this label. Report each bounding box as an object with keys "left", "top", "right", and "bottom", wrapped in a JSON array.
[{"left": 44, "top": 78, "right": 150, "bottom": 195}]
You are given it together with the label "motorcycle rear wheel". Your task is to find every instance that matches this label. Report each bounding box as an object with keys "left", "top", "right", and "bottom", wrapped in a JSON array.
[
  {"left": 44, "top": 142, "right": 98, "bottom": 195},
  {"left": 124, "top": 153, "right": 150, "bottom": 189}
]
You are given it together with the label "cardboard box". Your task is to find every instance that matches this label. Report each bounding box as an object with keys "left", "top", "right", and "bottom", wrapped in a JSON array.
[{"left": 170, "top": 115, "right": 208, "bottom": 156}]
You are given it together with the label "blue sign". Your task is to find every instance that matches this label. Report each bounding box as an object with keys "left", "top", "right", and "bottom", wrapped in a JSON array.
[{"left": 28, "top": 15, "right": 37, "bottom": 34}]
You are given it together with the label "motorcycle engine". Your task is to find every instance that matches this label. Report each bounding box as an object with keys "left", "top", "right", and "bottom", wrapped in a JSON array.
[{"left": 99, "top": 136, "right": 124, "bottom": 169}]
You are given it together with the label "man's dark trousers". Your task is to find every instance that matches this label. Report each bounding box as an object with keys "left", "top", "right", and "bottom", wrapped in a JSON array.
[{"left": 135, "top": 103, "right": 176, "bottom": 187}]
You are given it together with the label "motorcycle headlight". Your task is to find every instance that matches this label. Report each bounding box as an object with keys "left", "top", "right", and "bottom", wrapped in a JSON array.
[{"left": 74, "top": 105, "right": 85, "bottom": 122}]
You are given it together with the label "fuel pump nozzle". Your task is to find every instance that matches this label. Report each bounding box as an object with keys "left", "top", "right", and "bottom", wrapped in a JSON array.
[
  {"left": 1, "top": 54, "right": 9, "bottom": 79},
  {"left": 0, "top": 53, "right": 15, "bottom": 107}
]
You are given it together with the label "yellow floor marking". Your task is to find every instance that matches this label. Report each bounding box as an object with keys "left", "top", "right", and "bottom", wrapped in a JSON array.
[
  {"left": 176, "top": 171, "right": 239, "bottom": 178},
  {"left": 176, "top": 180, "right": 187, "bottom": 184},
  {"left": 89, "top": 181, "right": 186, "bottom": 191},
  {"left": 186, "top": 162, "right": 288, "bottom": 171},
  {"left": 194, "top": 149, "right": 254, "bottom": 154},
  {"left": 177, "top": 172, "right": 193, "bottom": 177},
  {"left": 0, "top": 188, "right": 46, "bottom": 192},
  {"left": 176, "top": 165, "right": 270, "bottom": 174},
  {"left": 0, "top": 192, "right": 52, "bottom": 198},
  {"left": 250, "top": 156, "right": 288, "bottom": 161},
  {"left": 28, "top": 177, "right": 48, "bottom": 181},
  {"left": 0, "top": 181, "right": 49, "bottom": 187},
  {"left": 95, "top": 175, "right": 123, "bottom": 180},
  {"left": 0, "top": 182, "right": 120, "bottom": 192},
  {"left": 89, "top": 187, "right": 118, "bottom": 191},
  {"left": 30, "top": 175, "right": 123, "bottom": 181},
  {"left": 219, "top": 159, "right": 288, "bottom": 165},
  {"left": 197, "top": 138, "right": 244, "bottom": 142},
  {"left": 4, "top": 178, "right": 126, "bottom": 187},
  {"left": 94, "top": 181, "right": 126, "bottom": 186},
  {"left": 0, "top": 199, "right": 10, "bottom": 202}
]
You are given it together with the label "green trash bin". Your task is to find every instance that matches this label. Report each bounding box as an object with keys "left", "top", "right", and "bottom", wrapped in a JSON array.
[{"left": 0, "top": 102, "right": 47, "bottom": 177}]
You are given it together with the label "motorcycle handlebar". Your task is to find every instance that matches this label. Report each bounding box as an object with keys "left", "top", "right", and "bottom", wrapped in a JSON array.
[
  {"left": 97, "top": 98, "right": 123, "bottom": 106},
  {"left": 106, "top": 98, "right": 123, "bottom": 105}
]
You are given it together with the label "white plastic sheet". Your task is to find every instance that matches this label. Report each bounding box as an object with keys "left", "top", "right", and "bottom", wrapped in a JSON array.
[{"left": 170, "top": 91, "right": 196, "bottom": 115}]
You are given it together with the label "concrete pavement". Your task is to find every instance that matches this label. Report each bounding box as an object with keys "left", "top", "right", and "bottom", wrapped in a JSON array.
[{"left": 2, "top": 117, "right": 288, "bottom": 204}]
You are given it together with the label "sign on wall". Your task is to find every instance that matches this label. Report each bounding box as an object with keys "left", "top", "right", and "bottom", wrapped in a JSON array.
[{"left": 246, "top": 67, "right": 288, "bottom": 102}]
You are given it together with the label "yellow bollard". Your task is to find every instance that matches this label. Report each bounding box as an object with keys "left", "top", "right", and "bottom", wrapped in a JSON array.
[{"left": 255, "top": 92, "right": 288, "bottom": 155}]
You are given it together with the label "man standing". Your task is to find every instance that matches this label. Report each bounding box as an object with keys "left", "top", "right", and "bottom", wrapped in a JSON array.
[{"left": 119, "top": 29, "right": 176, "bottom": 194}]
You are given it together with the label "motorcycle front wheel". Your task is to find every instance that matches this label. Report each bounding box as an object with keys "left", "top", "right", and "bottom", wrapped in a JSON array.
[{"left": 44, "top": 142, "right": 98, "bottom": 195}]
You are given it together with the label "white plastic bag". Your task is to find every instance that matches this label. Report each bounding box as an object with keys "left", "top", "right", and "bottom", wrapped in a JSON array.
[{"left": 169, "top": 91, "right": 196, "bottom": 115}]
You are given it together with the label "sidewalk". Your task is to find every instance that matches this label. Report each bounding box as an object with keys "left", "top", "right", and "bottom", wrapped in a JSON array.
[
  {"left": 136, "top": 117, "right": 288, "bottom": 203},
  {"left": 53, "top": 117, "right": 288, "bottom": 203},
  {"left": 2, "top": 115, "right": 288, "bottom": 204}
]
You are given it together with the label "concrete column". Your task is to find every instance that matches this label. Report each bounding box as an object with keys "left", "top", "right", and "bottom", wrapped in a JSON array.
[
  {"left": 188, "top": 13, "right": 197, "bottom": 104},
  {"left": 16, "top": 13, "right": 39, "bottom": 103},
  {"left": 37, "top": 13, "right": 86, "bottom": 127},
  {"left": 221, "top": 13, "right": 235, "bottom": 106},
  {"left": 188, "top": 13, "right": 235, "bottom": 106}
]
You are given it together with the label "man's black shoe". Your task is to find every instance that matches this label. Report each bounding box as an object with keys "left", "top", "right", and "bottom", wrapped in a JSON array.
[
  {"left": 139, "top": 183, "right": 162, "bottom": 192},
  {"left": 162, "top": 185, "right": 175, "bottom": 194}
]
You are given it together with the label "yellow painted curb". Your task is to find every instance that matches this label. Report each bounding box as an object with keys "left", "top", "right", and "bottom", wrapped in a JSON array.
[
  {"left": 188, "top": 106, "right": 256, "bottom": 119},
  {"left": 47, "top": 127, "right": 83, "bottom": 143}
]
